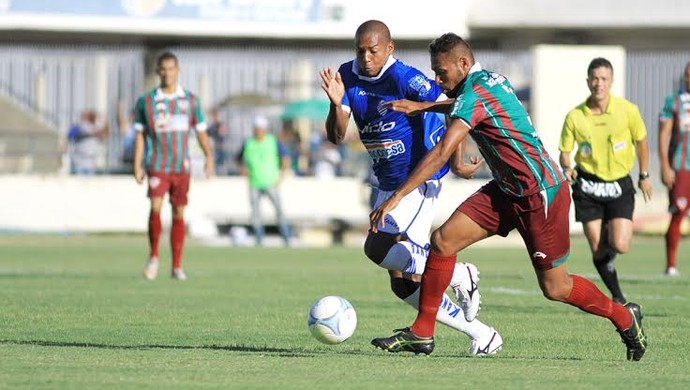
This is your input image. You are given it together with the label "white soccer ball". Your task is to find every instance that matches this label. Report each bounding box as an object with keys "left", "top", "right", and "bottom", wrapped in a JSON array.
[{"left": 307, "top": 296, "right": 357, "bottom": 344}]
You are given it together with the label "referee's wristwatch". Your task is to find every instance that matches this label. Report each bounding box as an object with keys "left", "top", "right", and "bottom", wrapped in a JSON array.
[{"left": 639, "top": 171, "right": 650, "bottom": 180}]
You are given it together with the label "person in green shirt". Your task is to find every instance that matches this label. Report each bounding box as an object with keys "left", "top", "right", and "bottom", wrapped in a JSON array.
[{"left": 238, "top": 115, "right": 291, "bottom": 246}]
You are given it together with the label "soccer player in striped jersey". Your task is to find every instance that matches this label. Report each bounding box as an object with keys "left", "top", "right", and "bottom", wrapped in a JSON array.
[
  {"left": 659, "top": 61, "right": 690, "bottom": 277},
  {"left": 134, "top": 51, "right": 214, "bottom": 281},
  {"left": 370, "top": 33, "right": 647, "bottom": 361},
  {"left": 321, "top": 20, "right": 502, "bottom": 356}
]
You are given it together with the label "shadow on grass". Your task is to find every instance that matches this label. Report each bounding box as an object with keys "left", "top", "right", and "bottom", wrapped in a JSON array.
[
  {"left": 0, "top": 339, "right": 318, "bottom": 357},
  {"left": 0, "top": 339, "right": 591, "bottom": 361}
]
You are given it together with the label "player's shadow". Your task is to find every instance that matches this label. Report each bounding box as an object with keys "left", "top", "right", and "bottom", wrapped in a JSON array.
[{"left": 0, "top": 339, "right": 318, "bottom": 357}]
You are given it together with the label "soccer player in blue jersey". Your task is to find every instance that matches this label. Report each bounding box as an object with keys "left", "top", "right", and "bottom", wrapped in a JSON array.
[
  {"left": 369, "top": 33, "right": 647, "bottom": 361},
  {"left": 320, "top": 20, "right": 502, "bottom": 356}
]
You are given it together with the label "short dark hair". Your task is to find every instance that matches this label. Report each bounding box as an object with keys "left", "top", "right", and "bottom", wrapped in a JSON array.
[
  {"left": 428, "top": 33, "right": 474, "bottom": 61},
  {"left": 157, "top": 51, "right": 178, "bottom": 68},
  {"left": 587, "top": 57, "right": 613, "bottom": 75},
  {"left": 355, "top": 20, "right": 391, "bottom": 43}
]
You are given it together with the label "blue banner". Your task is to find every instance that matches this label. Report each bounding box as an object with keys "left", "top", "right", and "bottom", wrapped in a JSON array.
[{"left": 3, "top": 0, "right": 322, "bottom": 22}]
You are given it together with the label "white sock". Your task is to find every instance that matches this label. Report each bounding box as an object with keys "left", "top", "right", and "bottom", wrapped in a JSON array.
[
  {"left": 403, "top": 287, "right": 490, "bottom": 340},
  {"left": 379, "top": 241, "right": 469, "bottom": 288}
]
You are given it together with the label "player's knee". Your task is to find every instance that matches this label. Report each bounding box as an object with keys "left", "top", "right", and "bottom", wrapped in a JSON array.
[
  {"left": 389, "top": 277, "right": 418, "bottom": 300},
  {"left": 430, "top": 229, "right": 453, "bottom": 256},
  {"left": 540, "top": 284, "right": 569, "bottom": 302},
  {"left": 609, "top": 240, "right": 629, "bottom": 254},
  {"left": 363, "top": 231, "right": 399, "bottom": 264}
]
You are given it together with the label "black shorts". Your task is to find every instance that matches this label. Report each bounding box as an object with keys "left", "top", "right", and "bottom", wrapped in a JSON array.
[{"left": 571, "top": 169, "right": 635, "bottom": 223}]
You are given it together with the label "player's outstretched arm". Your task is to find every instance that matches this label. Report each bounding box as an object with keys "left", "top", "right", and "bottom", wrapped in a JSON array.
[
  {"left": 383, "top": 98, "right": 455, "bottom": 115},
  {"left": 320, "top": 67, "right": 349, "bottom": 144},
  {"left": 370, "top": 118, "right": 470, "bottom": 232}
]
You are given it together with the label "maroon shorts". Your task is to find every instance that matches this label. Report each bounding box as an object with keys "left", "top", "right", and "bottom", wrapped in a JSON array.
[
  {"left": 669, "top": 170, "right": 690, "bottom": 215},
  {"left": 458, "top": 180, "right": 571, "bottom": 270},
  {"left": 147, "top": 172, "right": 190, "bottom": 206}
]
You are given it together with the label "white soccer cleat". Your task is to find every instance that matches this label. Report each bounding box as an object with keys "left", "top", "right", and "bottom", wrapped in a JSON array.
[
  {"left": 451, "top": 262, "right": 481, "bottom": 321},
  {"left": 143, "top": 258, "right": 159, "bottom": 281},
  {"left": 469, "top": 327, "right": 503, "bottom": 356},
  {"left": 171, "top": 268, "right": 187, "bottom": 281},
  {"left": 665, "top": 267, "right": 679, "bottom": 277}
]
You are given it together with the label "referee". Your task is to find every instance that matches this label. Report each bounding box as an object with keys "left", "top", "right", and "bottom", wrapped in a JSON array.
[{"left": 559, "top": 57, "right": 652, "bottom": 304}]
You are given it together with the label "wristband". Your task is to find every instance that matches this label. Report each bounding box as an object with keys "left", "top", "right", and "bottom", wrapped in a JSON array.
[{"left": 639, "top": 171, "right": 650, "bottom": 180}]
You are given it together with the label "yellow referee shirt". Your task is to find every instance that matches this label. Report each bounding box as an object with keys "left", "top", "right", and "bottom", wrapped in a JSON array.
[{"left": 559, "top": 95, "right": 646, "bottom": 181}]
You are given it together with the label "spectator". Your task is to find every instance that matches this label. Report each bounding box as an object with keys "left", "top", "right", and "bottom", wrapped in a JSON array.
[
  {"left": 68, "top": 109, "right": 107, "bottom": 175},
  {"left": 207, "top": 106, "right": 229, "bottom": 175},
  {"left": 238, "top": 115, "right": 291, "bottom": 246}
]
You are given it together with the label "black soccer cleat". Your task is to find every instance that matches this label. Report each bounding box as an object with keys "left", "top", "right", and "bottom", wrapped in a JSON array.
[
  {"left": 617, "top": 302, "right": 648, "bottom": 361},
  {"left": 371, "top": 327, "right": 434, "bottom": 356}
]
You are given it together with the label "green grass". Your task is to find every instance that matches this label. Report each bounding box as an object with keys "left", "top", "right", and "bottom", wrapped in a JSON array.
[{"left": 0, "top": 234, "right": 688, "bottom": 389}]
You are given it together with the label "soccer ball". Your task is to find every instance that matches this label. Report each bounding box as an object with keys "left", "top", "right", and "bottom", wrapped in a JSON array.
[{"left": 307, "top": 296, "right": 357, "bottom": 344}]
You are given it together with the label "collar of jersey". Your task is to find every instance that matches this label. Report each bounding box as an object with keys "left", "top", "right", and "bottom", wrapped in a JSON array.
[
  {"left": 352, "top": 56, "right": 397, "bottom": 82},
  {"left": 468, "top": 62, "right": 483, "bottom": 75},
  {"left": 583, "top": 95, "right": 616, "bottom": 115},
  {"left": 155, "top": 85, "right": 186, "bottom": 100}
]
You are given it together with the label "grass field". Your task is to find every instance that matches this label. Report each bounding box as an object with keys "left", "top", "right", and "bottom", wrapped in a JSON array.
[{"left": 0, "top": 234, "right": 688, "bottom": 389}]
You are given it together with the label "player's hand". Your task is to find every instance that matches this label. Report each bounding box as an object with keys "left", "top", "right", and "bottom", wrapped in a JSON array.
[
  {"left": 319, "top": 68, "right": 345, "bottom": 105},
  {"left": 134, "top": 166, "right": 145, "bottom": 184},
  {"left": 382, "top": 99, "right": 424, "bottom": 116},
  {"left": 564, "top": 168, "right": 578, "bottom": 183},
  {"left": 454, "top": 156, "right": 484, "bottom": 179},
  {"left": 369, "top": 193, "right": 402, "bottom": 233},
  {"left": 205, "top": 157, "right": 214, "bottom": 179},
  {"left": 639, "top": 177, "right": 652, "bottom": 203},
  {"left": 661, "top": 167, "right": 675, "bottom": 189}
]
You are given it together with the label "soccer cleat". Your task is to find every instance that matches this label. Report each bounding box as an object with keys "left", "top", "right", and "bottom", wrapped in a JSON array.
[
  {"left": 665, "top": 267, "right": 679, "bottom": 277},
  {"left": 143, "top": 258, "right": 159, "bottom": 281},
  {"left": 617, "top": 302, "right": 647, "bottom": 361},
  {"left": 371, "top": 327, "right": 435, "bottom": 356},
  {"left": 469, "top": 327, "right": 503, "bottom": 356},
  {"left": 451, "top": 262, "right": 481, "bottom": 321},
  {"left": 171, "top": 268, "right": 188, "bottom": 281}
]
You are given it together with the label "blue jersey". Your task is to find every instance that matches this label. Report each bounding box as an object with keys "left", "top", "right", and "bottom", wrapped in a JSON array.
[{"left": 339, "top": 57, "right": 449, "bottom": 191}]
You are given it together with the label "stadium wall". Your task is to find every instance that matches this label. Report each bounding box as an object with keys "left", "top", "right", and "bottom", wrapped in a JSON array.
[{"left": 0, "top": 175, "right": 670, "bottom": 245}]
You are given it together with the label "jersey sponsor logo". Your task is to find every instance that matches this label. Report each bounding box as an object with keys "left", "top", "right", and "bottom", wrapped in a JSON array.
[
  {"left": 408, "top": 74, "right": 432, "bottom": 97},
  {"left": 155, "top": 114, "right": 190, "bottom": 133},
  {"left": 357, "top": 90, "right": 377, "bottom": 97},
  {"left": 580, "top": 178, "right": 622, "bottom": 198},
  {"left": 363, "top": 139, "right": 406, "bottom": 161},
  {"left": 361, "top": 121, "right": 396, "bottom": 134}
]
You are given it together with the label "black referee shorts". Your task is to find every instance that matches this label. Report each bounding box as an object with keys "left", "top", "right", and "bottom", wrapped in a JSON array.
[{"left": 571, "top": 169, "right": 635, "bottom": 223}]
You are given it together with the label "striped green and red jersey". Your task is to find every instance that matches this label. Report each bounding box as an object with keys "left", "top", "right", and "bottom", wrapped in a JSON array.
[
  {"left": 660, "top": 91, "right": 690, "bottom": 172},
  {"left": 134, "top": 86, "right": 206, "bottom": 174},
  {"left": 450, "top": 64, "right": 565, "bottom": 197}
]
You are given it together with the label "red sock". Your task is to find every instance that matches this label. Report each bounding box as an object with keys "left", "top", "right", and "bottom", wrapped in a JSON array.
[
  {"left": 411, "top": 251, "right": 457, "bottom": 338},
  {"left": 171, "top": 217, "right": 185, "bottom": 269},
  {"left": 565, "top": 274, "right": 631, "bottom": 330},
  {"left": 148, "top": 211, "right": 161, "bottom": 259},
  {"left": 666, "top": 212, "right": 683, "bottom": 269}
]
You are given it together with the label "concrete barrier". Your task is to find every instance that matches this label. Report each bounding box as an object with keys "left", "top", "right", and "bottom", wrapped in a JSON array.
[{"left": 0, "top": 175, "right": 676, "bottom": 245}]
